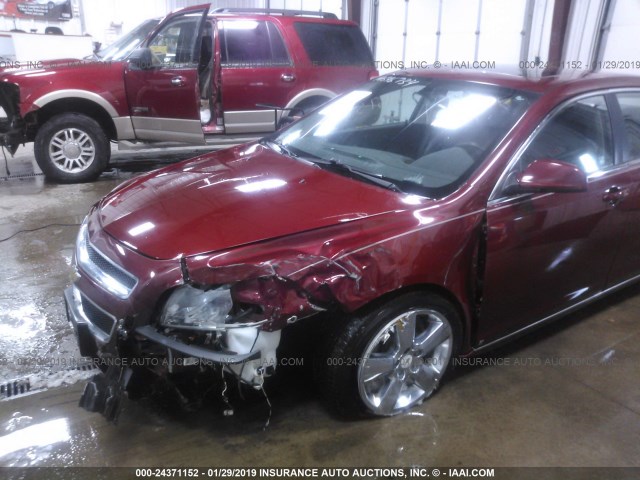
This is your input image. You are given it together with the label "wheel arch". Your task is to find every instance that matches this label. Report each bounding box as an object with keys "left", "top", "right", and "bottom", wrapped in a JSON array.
[
  {"left": 27, "top": 94, "right": 118, "bottom": 141},
  {"left": 347, "top": 283, "right": 469, "bottom": 346},
  {"left": 285, "top": 88, "right": 335, "bottom": 111}
]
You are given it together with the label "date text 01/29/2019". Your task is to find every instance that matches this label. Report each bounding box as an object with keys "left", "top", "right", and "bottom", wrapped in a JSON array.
[{"left": 133, "top": 467, "right": 497, "bottom": 478}]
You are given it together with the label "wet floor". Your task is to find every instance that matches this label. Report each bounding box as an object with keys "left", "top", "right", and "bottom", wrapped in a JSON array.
[{"left": 1, "top": 147, "right": 640, "bottom": 469}]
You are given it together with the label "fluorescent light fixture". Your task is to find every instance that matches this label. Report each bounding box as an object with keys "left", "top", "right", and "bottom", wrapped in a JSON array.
[
  {"left": 314, "top": 90, "right": 372, "bottom": 137},
  {"left": 235, "top": 179, "right": 287, "bottom": 193},
  {"left": 579, "top": 153, "right": 598, "bottom": 174},
  {"left": 281, "top": 129, "right": 301, "bottom": 145},
  {"left": 223, "top": 20, "right": 259, "bottom": 30},
  {"left": 432, "top": 94, "right": 497, "bottom": 130},
  {"left": 128, "top": 222, "right": 155, "bottom": 237},
  {"left": 402, "top": 195, "right": 423, "bottom": 205}
]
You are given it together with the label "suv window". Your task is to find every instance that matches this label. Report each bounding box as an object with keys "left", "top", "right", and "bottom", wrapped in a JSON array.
[
  {"left": 294, "top": 22, "right": 374, "bottom": 67},
  {"left": 220, "top": 20, "right": 290, "bottom": 67},
  {"left": 615, "top": 93, "right": 640, "bottom": 162},
  {"left": 148, "top": 13, "right": 202, "bottom": 66},
  {"left": 512, "top": 95, "right": 614, "bottom": 176}
]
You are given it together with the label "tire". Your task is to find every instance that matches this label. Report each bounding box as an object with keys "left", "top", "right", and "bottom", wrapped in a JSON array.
[
  {"left": 317, "top": 292, "right": 461, "bottom": 417},
  {"left": 34, "top": 113, "right": 110, "bottom": 183}
]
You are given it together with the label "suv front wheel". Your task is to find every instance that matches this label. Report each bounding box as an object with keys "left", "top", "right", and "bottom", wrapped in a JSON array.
[{"left": 34, "top": 113, "right": 110, "bottom": 183}]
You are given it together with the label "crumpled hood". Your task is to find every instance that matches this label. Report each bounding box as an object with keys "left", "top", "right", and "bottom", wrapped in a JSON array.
[{"left": 98, "top": 144, "right": 407, "bottom": 260}]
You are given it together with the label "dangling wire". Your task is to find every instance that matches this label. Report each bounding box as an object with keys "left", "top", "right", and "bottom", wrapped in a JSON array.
[
  {"left": 220, "top": 367, "right": 234, "bottom": 417},
  {"left": 257, "top": 371, "right": 272, "bottom": 431},
  {"left": 2, "top": 146, "right": 10, "bottom": 177}
]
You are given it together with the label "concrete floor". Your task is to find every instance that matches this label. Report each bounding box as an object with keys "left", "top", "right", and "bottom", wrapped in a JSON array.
[{"left": 1, "top": 146, "right": 640, "bottom": 470}]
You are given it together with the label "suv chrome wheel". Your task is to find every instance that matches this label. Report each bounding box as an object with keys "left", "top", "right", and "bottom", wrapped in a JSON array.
[
  {"left": 34, "top": 113, "right": 109, "bottom": 183},
  {"left": 49, "top": 128, "right": 96, "bottom": 173},
  {"left": 357, "top": 309, "right": 453, "bottom": 415}
]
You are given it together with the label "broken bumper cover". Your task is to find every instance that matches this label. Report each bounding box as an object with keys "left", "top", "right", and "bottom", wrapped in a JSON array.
[
  {"left": 65, "top": 285, "right": 261, "bottom": 366},
  {"left": 135, "top": 325, "right": 260, "bottom": 365},
  {"left": 64, "top": 285, "right": 105, "bottom": 358}
]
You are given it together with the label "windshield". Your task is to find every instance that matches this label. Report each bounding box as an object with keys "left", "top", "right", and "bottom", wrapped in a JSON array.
[
  {"left": 96, "top": 18, "right": 160, "bottom": 61},
  {"left": 272, "top": 75, "right": 538, "bottom": 198}
]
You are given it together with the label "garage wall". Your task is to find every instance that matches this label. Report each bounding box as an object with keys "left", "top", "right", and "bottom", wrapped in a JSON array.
[
  {"left": 0, "top": 0, "right": 83, "bottom": 36},
  {"left": 80, "top": 0, "right": 167, "bottom": 46},
  {"left": 597, "top": 0, "right": 640, "bottom": 74},
  {"left": 82, "top": 0, "right": 346, "bottom": 47},
  {"left": 361, "top": 0, "right": 554, "bottom": 74}
]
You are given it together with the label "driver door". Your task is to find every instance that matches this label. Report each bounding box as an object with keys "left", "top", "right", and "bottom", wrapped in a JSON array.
[
  {"left": 124, "top": 7, "right": 209, "bottom": 143},
  {"left": 477, "top": 94, "right": 628, "bottom": 345}
]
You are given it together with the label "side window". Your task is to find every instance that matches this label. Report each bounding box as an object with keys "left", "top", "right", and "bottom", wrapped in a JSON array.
[
  {"left": 293, "top": 22, "right": 374, "bottom": 66},
  {"left": 615, "top": 93, "right": 640, "bottom": 162},
  {"left": 220, "top": 20, "right": 290, "bottom": 67},
  {"left": 148, "top": 13, "right": 202, "bottom": 66},
  {"left": 511, "top": 95, "right": 614, "bottom": 177}
]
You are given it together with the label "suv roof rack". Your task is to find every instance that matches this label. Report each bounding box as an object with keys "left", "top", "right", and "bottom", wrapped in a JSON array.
[{"left": 210, "top": 8, "right": 339, "bottom": 20}]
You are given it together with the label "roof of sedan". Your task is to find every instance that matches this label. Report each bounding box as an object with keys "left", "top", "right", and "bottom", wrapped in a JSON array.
[{"left": 395, "top": 68, "right": 640, "bottom": 97}]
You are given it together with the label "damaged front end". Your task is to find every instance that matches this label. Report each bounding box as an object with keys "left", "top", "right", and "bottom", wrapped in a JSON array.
[
  {"left": 0, "top": 82, "right": 25, "bottom": 155},
  {"left": 66, "top": 205, "right": 403, "bottom": 423},
  {"left": 67, "top": 279, "right": 284, "bottom": 422}
]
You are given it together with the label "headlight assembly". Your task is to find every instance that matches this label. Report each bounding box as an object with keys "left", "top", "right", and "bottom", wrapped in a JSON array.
[{"left": 159, "top": 285, "right": 234, "bottom": 331}]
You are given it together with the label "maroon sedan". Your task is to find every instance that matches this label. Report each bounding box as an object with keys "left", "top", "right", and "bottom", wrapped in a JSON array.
[{"left": 65, "top": 70, "right": 640, "bottom": 419}]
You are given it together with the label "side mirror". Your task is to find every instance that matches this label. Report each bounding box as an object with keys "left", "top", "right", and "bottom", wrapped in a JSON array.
[
  {"left": 127, "top": 48, "right": 158, "bottom": 71},
  {"left": 509, "top": 159, "right": 587, "bottom": 194}
]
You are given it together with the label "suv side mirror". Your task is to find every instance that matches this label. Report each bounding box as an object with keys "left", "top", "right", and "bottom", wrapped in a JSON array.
[
  {"left": 506, "top": 159, "right": 588, "bottom": 195},
  {"left": 128, "top": 48, "right": 159, "bottom": 71}
]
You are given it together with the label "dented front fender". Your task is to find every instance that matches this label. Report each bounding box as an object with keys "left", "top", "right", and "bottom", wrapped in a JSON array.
[{"left": 185, "top": 208, "right": 485, "bottom": 332}]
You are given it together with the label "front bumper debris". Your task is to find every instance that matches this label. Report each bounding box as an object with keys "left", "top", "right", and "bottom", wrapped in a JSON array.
[
  {"left": 79, "top": 365, "right": 133, "bottom": 424},
  {"left": 0, "top": 82, "right": 25, "bottom": 154},
  {"left": 135, "top": 325, "right": 261, "bottom": 365}
]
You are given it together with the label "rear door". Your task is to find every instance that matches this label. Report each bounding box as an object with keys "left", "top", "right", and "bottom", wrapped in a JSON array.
[
  {"left": 219, "top": 19, "right": 295, "bottom": 134},
  {"left": 477, "top": 94, "right": 628, "bottom": 344},
  {"left": 124, "top": 7, "right": 208, "bottom": 143}
]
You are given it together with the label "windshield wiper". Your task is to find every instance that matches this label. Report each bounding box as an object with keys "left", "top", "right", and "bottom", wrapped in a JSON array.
[{"left": 314, "top": 159, "right": 401, "bottom": 192}]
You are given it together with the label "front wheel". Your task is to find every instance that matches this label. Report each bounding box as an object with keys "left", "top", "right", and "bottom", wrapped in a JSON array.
[
  {"left": 318, "top": 292, "right": 461, "bottom": 417},
  {"left": 34, "top": 113, "right": 110, "bottom": 183}
]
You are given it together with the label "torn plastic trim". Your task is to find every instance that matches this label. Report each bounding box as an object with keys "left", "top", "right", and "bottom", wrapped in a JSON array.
[
  {"left": 157, "top": 318, "right": 269, "bottom": 332},
  {"left": 135, "top": 325, "right": 261, "bottom": 365}
]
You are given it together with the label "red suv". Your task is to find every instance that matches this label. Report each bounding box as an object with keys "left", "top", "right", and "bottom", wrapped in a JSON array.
[{"left": 0, "top": 5, "right": 376, "bottom": 182}]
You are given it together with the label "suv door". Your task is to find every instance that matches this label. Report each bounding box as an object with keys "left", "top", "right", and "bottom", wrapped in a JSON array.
[
  {"left": 218, "top": 19, "right": 295, "bottom": 134},
  {"left": 477, "top": 94, "right": 628, "bottom": 344},
  {"left": 124, "top": 7, "right": 208, "bottom": 143}
]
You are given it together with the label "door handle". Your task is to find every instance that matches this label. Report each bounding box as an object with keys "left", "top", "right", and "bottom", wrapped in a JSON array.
[
  {"left": 171, "top": 76, "right": 186, "bottom": 87},
  {"left": 602, "top": 186, "right": 628, "bottom": 206},
  {"left": 280, "top": 73, "right": 296, "bottom": 83}
]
